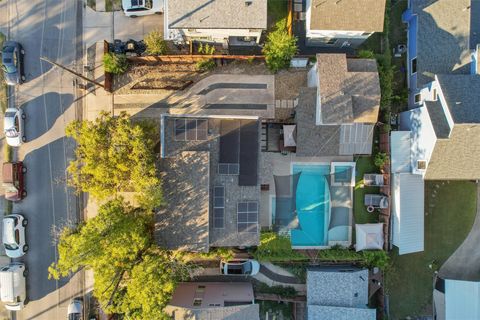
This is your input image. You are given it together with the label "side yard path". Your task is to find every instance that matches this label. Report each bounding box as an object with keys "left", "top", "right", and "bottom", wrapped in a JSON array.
[
  {"left": 386, "top": 181, "right": 477, "bottom": 319},
  {"left": 439, "top": 182, "right": 480, "bottom": 280}
]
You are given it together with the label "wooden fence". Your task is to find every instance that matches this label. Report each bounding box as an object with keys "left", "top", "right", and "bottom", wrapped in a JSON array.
[{"left": 126, "top": 54, "right": 265, "bottom": 64}]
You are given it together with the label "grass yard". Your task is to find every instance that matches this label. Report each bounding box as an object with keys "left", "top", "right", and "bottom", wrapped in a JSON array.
[
  {"left": 354, "top": 156, "right": 381, "bottom": 225},
  {"left": 105, "top": 0, "right": 121, "bottom": 12},
  {"left": 386, "top": 181, "right": 477, "bottom": 319},
  {"left": 267, "top": 0, "right": 288, "bottom": 31}
]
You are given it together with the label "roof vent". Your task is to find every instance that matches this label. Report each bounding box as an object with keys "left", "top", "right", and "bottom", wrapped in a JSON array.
[{"left": 245, "top": 0, "right": 253, "bottom": 6}]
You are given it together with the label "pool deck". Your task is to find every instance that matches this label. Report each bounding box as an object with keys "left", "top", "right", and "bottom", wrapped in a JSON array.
[{"left": 259, "top": 152, "right": 354, "bottom": 247}]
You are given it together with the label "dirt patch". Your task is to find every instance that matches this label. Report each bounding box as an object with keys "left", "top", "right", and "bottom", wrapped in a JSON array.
[{"left": 275, "top": 69, "right": 309, "bottom": 100}]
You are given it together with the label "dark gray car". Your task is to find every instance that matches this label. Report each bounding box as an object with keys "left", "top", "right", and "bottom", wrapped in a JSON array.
[{"left": 1, "top": 41, "right": 25, "bottom": 85}]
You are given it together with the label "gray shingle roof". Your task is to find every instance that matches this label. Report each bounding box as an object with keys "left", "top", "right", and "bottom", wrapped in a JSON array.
[
  {"left": 437, "top": 74, "right": 480, "bottom": 124},
  {"left": 309, "top": 0, "right": 386, "bottom": 32},
  {"left": 412, "top": 0, "right": 474, "bottom": 87},
  {"left": 167, "top": 304, "right": 260, "bottom": 320},
  {"left": 316, "top": 54, "right": 380, "bottom": 125},
  {"left": 155, "top": 151, "right": 210, "bottom": 252},
  {"left": 167, "top": 0, "right": 267, "bottom": 29},
  {"left": 424, "top": 100, "right": 450, "bottom": 139},
  {"left": 308, "top": 305, "right": 376, "bottom": 320},
  {"left": 307, "top": 267, "right": 370, "bottom": 308}
]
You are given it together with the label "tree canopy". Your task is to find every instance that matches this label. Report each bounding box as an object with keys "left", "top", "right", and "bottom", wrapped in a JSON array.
[
  {"left": 49, "top": 199, "right": 190, "bottom": 318},
  {"left": 262, "top": 20, "right": 298, "bottom": 72},
  {"left": 66, "top": 112, "right": 162, "bottom": 209}
]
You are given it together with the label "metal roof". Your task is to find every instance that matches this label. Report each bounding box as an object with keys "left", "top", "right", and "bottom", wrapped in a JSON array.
[
  {"left": 392, "top": 173, "right": 424, "bottom": 255},
  {"left": 390, "top": 131, "right": 411, "bottom": 173},
  {"left": 445, "top": 279, "right": 480, "bottom": 320}
]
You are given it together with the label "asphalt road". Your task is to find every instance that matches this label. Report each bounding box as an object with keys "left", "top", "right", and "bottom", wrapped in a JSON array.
[{"left": 0, "top": 0, "right": 83, "bottom": 319}]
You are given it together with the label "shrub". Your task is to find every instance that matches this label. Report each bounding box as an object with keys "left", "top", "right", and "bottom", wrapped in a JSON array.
[
  {"left": 262, "top": 19, "right": 298, "bottom": 72},
  {"left": 255, "top": 283, "right": 297, "bottom": 298},
  {"left": 362, "top": 250, "right": 390, "bottom": 270},
  {"left": 316, "top": 245, "right": 363, "bottom": 262},
  {"left": 196, "top": 59, "right": 216, "bottom": 72},
  {"left": 144, "top": 30, "right": 168, "bottom": 55},
  {"left": 374, "top": 152, "right": 389, "bottom": 169},
  {"left": 103, "top": 53, "right": 128, "bottom": 74},
  {"left": 358, "top": 50, "right": 375, "bottom": 59},
  {"left": 198, "top": 43, "right": 204, "bottom": 54},
  {"left": 251, "top": 232, "right": 307, "bottom": 262}
]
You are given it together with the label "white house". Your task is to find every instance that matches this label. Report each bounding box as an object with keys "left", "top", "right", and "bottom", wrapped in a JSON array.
[
  {"left": 164, "top": 0, "right": 267, "bottom": 46},
  {"left": 305, "top": 0, "right": 386, "bottom": 48}
]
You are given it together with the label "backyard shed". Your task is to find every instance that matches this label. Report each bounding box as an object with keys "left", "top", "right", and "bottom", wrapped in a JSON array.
[{"left": 355, "top": 223, "right": 384, "bottom": 252}]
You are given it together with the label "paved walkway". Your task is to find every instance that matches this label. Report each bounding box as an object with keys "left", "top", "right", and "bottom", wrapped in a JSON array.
[
  {"left": 438, "top": 182, "right": 480, "bottom": 281},
  {"left": 259, "top": 264, "right": 303, "bottom": 284}
]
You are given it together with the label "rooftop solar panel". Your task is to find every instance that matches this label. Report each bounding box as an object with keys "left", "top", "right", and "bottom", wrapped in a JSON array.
[
  {"left": 213, "top": 186, "right": 225, "bottom": 228},
  {"left": 220, "top": 120, "right": 240, "bottom": 163},
  {"left": 237, "top": 201, "right": 258, "bottom": 233},
  {"left": 239, "top": 120, "right": 259, "bottom": 186}
]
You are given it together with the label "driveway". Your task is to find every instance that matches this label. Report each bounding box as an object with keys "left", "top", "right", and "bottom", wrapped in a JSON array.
[
  {"left": 439, "top": 182, "right": 480, "bottom": 281},
  {"left": 84, "top": 6, "right": 163, "bottom": 48}
]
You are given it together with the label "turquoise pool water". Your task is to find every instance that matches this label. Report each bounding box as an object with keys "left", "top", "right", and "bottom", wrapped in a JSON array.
[{"left": 291, "top": 164, "right": 330, "bottom": 246}]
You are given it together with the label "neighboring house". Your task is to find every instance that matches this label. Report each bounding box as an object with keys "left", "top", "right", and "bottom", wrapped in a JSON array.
[
  {"left": 297, "top": 53, "right": 381, "bottom": 157},
  {"left": 391, "top": 0, "right": 480, "bottom": 255},
  {"left": 165, "top": 282, "right": 259, "bottom": 320},
  {"left": 305, "top": 0, "right": 386, "bottom": 48},
  {"left": 433, "top": 278, "right": 480, "bottom": 320},
  {"left": 403, "top": 0, "right": 480, "bottom": 105},
  {"left": 164, "top": 0, "right": 267, "bottom": 46},
  {"left": 307, "top": 266, "right": 376, "bottom": 320}
]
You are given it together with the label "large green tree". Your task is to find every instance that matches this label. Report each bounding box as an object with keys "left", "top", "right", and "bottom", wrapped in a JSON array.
[
  {"left": 66, "top": 112, "right": 162, "bottom": 209},
  {"left": 263, "top": 19, "right": 298, "bottom": 72},
  {"left": 49, "top": 199, "right": 190, "bottom": 318}
]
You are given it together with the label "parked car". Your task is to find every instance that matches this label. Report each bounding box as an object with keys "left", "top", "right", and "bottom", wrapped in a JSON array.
[
  {"left": 122, "top": 0, "right": 163, "bottom": 17},
  {"left": 2, "top": 162, "right": 26, "bottom": 201},
  {"left": 1, "top": 41, "right": 25, "bottom": 85},
  {"left": 220, "top": 259, "right": 260, "bottom": 276},
  {"left": 2, "top": 214, "right": 28, "bottom": 258},
  {"left": 0, "top": 263, "right": 27, "bottom": 311},
  {"left": 4, "top": 108, "right": 26, "bottom": 147},
  {"left": 67, "top": 298, "right": 83, "bottom": 320}
]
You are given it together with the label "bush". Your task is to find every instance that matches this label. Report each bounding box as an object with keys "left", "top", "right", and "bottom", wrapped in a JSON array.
[
  {"left": 358, "top": 50, "right": 375, "bottom": 59},
  {"left": 255, "top": 283, "right": 297, "bottom": 298},
  {"left": 196, "top": 59, "right": 216, "bottom": 72},
  {"left": 262, "top": 19, "right": 298, "bottom": 72},
  {"left": 362, "top": 250, "right": 390, "bottom": 270},
  {"left": 103, "top": 53, "right": 128, "bottom": 74},
  {"left": 144, "top": 30, "right": 168, "bottom": 55},
  {"left": 374, "top": 152, "right": 389, "bottom": 169},
  {"left": 316, "top": 245, "right": 363, "bottom": 262},
  {"left": 251, "top": 232, "right": 308, "bottom": 262}
]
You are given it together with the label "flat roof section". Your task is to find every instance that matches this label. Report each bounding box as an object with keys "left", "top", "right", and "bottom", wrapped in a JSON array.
[{"left": 239, "top": 120, "right": 259, "bottom": 186}]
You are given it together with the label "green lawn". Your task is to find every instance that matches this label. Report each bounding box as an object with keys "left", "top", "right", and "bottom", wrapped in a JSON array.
[
  {"left": 267, "top": 0, "right": 288, "bottom": 31},
  {"left": 386, "top": 181, "right": 477, "bottom": 319},
  {"left": 354, "top": 156, "right": 381, "bottom": 225}
]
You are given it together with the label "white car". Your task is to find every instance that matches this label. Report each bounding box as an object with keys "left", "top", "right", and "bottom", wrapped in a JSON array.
[
  {"left": 122, "top": 0, "right": 163, "bottom": 17},
  {"left": 220, "top": 259, "right": 260, "bottom": 276},
  {"left": 2, "top": 214, "right": 28, "bottom": 258},
  {"left": 67, "top": 299, "right": 83, "bottom": 320},
  {"left": 3, "top": 108, "right": 25, "bottom": 147}
]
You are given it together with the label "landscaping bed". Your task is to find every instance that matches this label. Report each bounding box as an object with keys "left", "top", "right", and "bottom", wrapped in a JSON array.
[{"left": 386, "top": 181, "right": 477, "bottom": 319}]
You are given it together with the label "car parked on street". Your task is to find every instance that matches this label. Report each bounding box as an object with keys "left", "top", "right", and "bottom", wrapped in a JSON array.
[
  {"left": 2, "top": 162, "right": 26, "bottom": 201},
  {"left": 1, "top": 41, "right": 25, "bottom": 85},
  {"left": 220, "top": 259, "right": 260, "bottom": 276},
  {"left": 2, "top": 214, "right": 28, "bottom": 258},
  {"left": 67, "top": 298, "right": 83, "bottom": 320},
  {"left": 122, "top": 0, "right": 163, "bottom": 17},
  {"left": 4, "top": 108, "right": 26, "bottom": 147},
  {"left": 0, "top": 263, "right": 27, "bottom": 311}
]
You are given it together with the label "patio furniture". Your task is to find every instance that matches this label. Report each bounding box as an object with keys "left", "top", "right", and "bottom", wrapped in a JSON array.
[
  {"left": 363, "top": 174, "right": 385, "bottom": 186},
  {"left": 364, "top": 194, "right": 389, "bottom": 211}
]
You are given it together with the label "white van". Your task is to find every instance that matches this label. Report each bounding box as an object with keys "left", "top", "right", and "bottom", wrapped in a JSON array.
[{"left": 0, "top": 263, "right": 27, "bottom": 310}]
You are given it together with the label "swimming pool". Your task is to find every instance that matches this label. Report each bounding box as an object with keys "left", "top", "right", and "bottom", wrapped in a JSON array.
[{"left": 291, "top": 164, "right": 331, "bottom": 247}]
